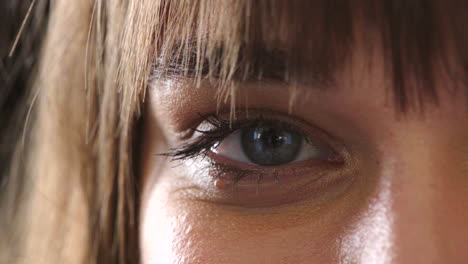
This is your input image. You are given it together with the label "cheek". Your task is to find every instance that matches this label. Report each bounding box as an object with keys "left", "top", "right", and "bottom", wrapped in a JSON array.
[
  {"left": 140, "top": 171, "right": 394, "bottom": 264},
  {"left": 140, "top": 189, "right": 200, "bottom": 264},
  {"left": 140, "top": 186, "right": 334, "bottom": 264},
  {"left": 337, "top": 177, "right": 394, "bottom": 264}
]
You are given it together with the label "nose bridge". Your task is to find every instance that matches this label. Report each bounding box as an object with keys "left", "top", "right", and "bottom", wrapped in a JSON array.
[
  {"left": 390, "top": 140, "right": 441, "bottom": 263},
  {"left": 338, "top": 137, "right": 440, "bottom": 264},
  {"left": 385, "top": 129, "right": 468, "bottom": 264}
]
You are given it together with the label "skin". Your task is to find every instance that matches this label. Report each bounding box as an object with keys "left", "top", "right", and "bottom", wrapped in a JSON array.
[{"left": 139, "top": 37, "right": 468, "bottom": 263}]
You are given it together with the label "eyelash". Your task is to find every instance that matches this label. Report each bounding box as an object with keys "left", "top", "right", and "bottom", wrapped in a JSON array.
[{"left": 163, "top": 114, "right": 313, "bottom": 185}]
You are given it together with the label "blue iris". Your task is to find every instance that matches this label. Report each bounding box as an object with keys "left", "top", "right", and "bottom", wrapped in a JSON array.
[{"left": 241, "top": 125, "right": 302, "bottom": 166}]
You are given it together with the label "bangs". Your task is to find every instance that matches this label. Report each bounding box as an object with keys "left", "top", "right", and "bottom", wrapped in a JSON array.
[{"left": 152, "top": 0, "right": 468, "bottom": 112}]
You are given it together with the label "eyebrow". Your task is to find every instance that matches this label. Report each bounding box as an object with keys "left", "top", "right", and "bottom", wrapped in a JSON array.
[{"left": 151, "top": 43, "right": 341, "bottom": 92}]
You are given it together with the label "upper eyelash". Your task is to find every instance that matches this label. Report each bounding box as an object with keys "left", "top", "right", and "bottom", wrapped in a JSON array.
[
  {"left": 162, "top": 115, "right": 231, "bottom": 161},
  {"left": 162, "top": 114, "right": 245, "bottom": 161}
]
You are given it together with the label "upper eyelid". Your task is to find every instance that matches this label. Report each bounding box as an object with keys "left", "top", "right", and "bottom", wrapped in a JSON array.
[
  {"left": 204, "top": 115, "right": 316, "bottom": 146},
  {"left": 197, "top": 114, "right": 304, "bottom": 132}
]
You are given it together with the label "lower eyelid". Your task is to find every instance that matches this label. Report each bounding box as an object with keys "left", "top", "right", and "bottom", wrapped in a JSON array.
[
  {"left": 206, "top": 151, "right": 344, "bottom": 182},
  {"left": 171, "top": 136, "right": 351, "bottom": 206},
  {"left": 183, "top": 157, "right": 352, "bottom": 207}
]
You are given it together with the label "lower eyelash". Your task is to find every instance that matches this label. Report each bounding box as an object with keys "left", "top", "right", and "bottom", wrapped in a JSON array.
[{"left": 185, "top": 157, "right": 290, "bottom": 190}]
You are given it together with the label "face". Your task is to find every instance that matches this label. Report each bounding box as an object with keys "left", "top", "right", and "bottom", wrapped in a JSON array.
[{"left": 138, "top": 22, "right": 468, "bottom": 264}]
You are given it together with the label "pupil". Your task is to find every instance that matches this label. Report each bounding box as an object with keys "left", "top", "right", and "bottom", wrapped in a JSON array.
[
  {"left": 260, "top": 129, "right": 283, "bottom": 148},
  {"left": 241, "top": 125, "right": 302, "bottom": 166}
]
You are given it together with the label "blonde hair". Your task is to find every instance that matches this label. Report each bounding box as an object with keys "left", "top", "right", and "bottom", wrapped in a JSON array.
[{"left": 2, "top": 0, "right": 467, "bottom": 263}]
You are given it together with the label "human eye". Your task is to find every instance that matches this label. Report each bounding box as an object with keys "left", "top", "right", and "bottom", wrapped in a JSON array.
[{"left": 165, "top": 111, "right": 352, "bottom": 207}]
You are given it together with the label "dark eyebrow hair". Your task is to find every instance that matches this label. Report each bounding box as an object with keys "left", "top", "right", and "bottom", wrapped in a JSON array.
[
  {"left": 153, "top": 44, "right": 292, "bottom": 84},
  {"left": 151, "top": 41, "right": 345, "bottom": 94}
]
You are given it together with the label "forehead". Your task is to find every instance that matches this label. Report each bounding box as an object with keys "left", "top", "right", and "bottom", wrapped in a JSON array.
[{"left": 156, "top": 0, "right": 468, "bottom": 112}]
